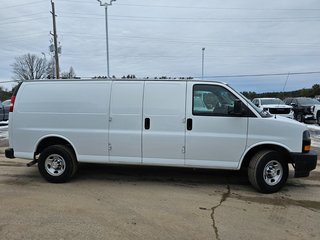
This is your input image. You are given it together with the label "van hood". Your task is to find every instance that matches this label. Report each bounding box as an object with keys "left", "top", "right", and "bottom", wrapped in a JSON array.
[
  {"left": 261, "top": 104, "right": 292, "bottom": 109},
  {"left": 270, "top": 115, "right": 306, "bottom": 128}
]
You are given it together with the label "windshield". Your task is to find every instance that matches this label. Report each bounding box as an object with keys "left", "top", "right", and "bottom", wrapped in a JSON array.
[
  {"left": 234, "top": 92, "right": 272, "bottom": 118},
  {"left": 297, "top": 98, "right": 319, "bottom": 105},
  {"left": 261, "top": 98, "right": 285, "bottom": 105}
]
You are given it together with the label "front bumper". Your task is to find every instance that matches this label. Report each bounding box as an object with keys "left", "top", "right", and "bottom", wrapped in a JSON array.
[
  {"left": 290, "top": 150, "right": 317, "bottom": 177},
  {"left": 303, "top": 114, "right": 316, "bottom": 123}
]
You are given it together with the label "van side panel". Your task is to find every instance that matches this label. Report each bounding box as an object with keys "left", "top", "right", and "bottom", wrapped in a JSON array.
[
  {"left": 12, "top": 81, "right": 111, "bottom": 162},
  {"left": 246, "top": 117, "right": 302, "bottom": 153},
  {"left": 109, "top": 81, "right": 144, "bottom": 163}
]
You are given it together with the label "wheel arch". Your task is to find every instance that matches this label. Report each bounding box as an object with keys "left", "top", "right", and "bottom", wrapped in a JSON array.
[
  {"left": 240, "top": 143, "right": 292, "bottom": 169},
  {"left": 34, "top": 135, "right": 78, "bottom": 160}
]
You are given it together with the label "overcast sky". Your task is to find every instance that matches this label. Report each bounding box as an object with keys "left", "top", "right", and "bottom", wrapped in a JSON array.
[{"left": 0, "top": 0, "right": 320, "bottom": 93}]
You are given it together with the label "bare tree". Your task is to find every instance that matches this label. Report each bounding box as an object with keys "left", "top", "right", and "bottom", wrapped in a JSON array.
[
  {"left": 61, "top": 66, "right": 77, "bottom": 79},
  {"left": 46, "top": 59, "right": 55, "bottom": 79},
  {"left": 12, "top": 53, "right": 48, "bottom": 80}
]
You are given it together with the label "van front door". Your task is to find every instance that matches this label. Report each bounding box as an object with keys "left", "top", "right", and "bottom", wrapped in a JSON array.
[
  {"left": 142, "top": 81, "right": 186, "bottom": 165},
  {"left": 185, "top": 83, "right": 248, "bottom": 169}
]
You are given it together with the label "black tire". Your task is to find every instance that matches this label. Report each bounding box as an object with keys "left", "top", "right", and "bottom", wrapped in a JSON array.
[
  {"left": 38, "top": 145, "right": 78, "bottom": 183},
  {"left": 317, "top": 111, "right": 320, "bottom": 126},
  {"left": 248, "top": 150, "right": 288, "bottom": 193}
]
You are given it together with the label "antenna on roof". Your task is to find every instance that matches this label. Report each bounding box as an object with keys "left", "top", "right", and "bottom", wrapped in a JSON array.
[
  {"left": 282, "top": 72, "right": 290, "bottom": 93},
  {"left": 275, "top": 72, "right": 291, "bottom": 119}
]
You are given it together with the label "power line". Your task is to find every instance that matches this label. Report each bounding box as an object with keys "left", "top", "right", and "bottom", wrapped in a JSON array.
[
  {"left": 56, "top": 32, "right": 320, "bottom": 50},
  {"left": 0, "top": 32, "right": 48, "bottom": 41},
  {"left": 0, "top": 17, "right": 48, "bottom": 26},
  {"left": 201, "top": 71, "right": 320, "bottom": 79},
  {"left": 61, "top": 12, "right": 320, "bottom": 21},
  {"left": 57, "top": 0, "right": 320, "bottom": 11},
  {"left": 115, "top": 3, "right": 320, "bottom": 11},
  {"left": 2, "top": 29, "right": 318, "bottom": 49},
  {"left": 60, "top": 52, "right": 320, "bottom": 58},
  {"left": 1, "top": 12, "right": 47, "bottom": 22},
  {"left": 0, "top": 1, "right": 45, "bottom": 10},
  {"left": 59, "top": 14, "right": 320, "bottom": 23}
]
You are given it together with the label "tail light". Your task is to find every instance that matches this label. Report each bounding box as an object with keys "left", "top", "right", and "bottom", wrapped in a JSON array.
[
  {"left": 302, "top": 131, "right": 311, "bottom": 153},
  {"left": 9, "top": 96, "right": 16, "bottom": 112},
  {"left": 9, "top": 82, "right": 22, "bottom": 113}
]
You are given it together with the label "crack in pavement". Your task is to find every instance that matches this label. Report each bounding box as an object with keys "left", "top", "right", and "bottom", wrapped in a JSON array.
[{"left": 211, "top": 185, "right": 231, "bottom": 240}]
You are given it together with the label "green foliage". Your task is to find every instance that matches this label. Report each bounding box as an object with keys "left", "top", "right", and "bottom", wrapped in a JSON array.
[{"left": 0, "top": 87, "right": 13, "bottom": 101}]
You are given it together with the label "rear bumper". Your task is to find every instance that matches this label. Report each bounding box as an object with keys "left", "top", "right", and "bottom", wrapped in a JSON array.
[
  {"left": 290, "top": 150, "right": 317, "bottom": 177},
  {"left": 5, "top": 148, "right": 15, "bottom": 159}
]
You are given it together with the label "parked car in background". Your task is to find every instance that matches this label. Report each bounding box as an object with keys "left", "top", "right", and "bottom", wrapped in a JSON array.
[
  {"left": 0, "top": 99, "right": 10, "bottom": 122},
  {"left": 252, "top": 98, "right": 294, "bottom": 119},
  {"left": 284, "top": 97, "right": 319, "bottom": 124},
  {"left": 2, "top": 99, "right": 10, "bottom": 121}
]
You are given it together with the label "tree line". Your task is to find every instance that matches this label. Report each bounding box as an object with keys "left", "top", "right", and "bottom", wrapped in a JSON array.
[
  {"left": 0, "top": 87, "right": 13, "bottom": 101},
  {"left": 242, "top": 84, "right": 320, "bottom": 100}
]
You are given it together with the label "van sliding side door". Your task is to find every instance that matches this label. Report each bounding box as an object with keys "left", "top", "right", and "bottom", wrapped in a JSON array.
[
  {"left": 142, "top": 81, "right": 187, "bottom": 166},
  {"left": 108, "top": 81, "right": 144, "bottom": 163}
]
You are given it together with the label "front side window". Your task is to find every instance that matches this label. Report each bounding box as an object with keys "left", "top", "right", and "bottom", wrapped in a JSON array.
[{"left": 193, "top": 84, "right": 239, "bottom": 116}]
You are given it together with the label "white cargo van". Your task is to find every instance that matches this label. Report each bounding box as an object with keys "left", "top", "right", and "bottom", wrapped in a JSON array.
[{"left": 5, "top": 79, "right": 317, "bottom": 193}]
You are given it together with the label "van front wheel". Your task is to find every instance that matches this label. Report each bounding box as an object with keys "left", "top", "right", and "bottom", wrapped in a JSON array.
[
  {"left": 248, "top": 150, "right": 288, "bottom": 193},
  {"left": 38, "top": 145, "right": 78, "bottom": 183}
]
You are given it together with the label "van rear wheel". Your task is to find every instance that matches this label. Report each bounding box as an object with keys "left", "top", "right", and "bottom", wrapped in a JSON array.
[
  {"left": 248, "top": 150, "right": 288, "bottom": 193},
  {"left": 38, "top": 145, "right": 78, "bottom": 183}
]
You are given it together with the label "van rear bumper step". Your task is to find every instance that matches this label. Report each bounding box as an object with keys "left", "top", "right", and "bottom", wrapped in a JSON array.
[{"left": 5, "top": 148, "right": 15, "bottom": 159}]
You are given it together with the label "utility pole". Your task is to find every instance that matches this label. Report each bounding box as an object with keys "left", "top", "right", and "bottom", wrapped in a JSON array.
[
  {"left": 51, "top": 0, "right": 60, "bottom": 79},
  {"left": 97, "top": 0, "right": 117, "bottom": 78},
  {"left": 201, "top": 48, "right": 205, "bottom": 80}
]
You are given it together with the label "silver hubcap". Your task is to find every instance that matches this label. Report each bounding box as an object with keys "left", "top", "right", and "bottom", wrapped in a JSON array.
[
  {"left": 263, "top": 160, "right": 283, "bottom": 186},
  {"left": 45, "top": 154, "right": 66, "bottom": 176}
]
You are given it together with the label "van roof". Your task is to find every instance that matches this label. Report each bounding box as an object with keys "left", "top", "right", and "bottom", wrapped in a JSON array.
[{"left": 22, "top": 78, "right": 228, "bottom": 85}]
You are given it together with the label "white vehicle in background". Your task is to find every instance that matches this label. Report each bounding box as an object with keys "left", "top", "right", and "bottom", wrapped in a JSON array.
[
  {"left": 310, "top": 98, "right": 320, "bottom": 125},
  {"left": 252, "top": 98, "right": 294, "bottom": 119}
]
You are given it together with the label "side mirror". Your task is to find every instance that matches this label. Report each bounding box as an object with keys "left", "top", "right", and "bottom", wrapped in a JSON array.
[
  {"left": 291, "top": 103, "right": 297, "bottom": 107},
  {"left": 233, "top": 99, "right": 242, "bottom": 115}
]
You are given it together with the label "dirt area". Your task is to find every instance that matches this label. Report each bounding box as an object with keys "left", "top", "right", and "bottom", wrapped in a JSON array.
[{"left": 0, "top": 142, "right": 320, "bottom": 240}]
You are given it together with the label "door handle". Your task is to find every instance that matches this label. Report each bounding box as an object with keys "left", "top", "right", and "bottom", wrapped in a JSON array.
[
  {"left": 187, "top": 118, "right": 192, "bottom": 131},
  {"left": 145, "top": 118, "right": 150, "bottom": 130}
]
